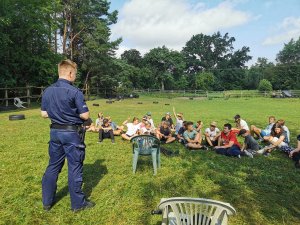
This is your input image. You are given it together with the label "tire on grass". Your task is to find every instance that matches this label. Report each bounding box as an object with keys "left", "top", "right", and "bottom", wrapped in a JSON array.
[
  {"left": 9, "top": 114, "right": 25, "bottom": 121},
  {"left": 93, "top": 103, "right": 100, "bottom": 106}
]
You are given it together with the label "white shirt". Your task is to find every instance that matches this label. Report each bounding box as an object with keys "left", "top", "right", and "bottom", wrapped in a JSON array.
[
  {"left": 148, "top": 118, "right": 155, "bottom": 128},
  {"left": 175, "top": 118, "right": 183, "bottom": 133},
  {"left": 240, "top": 119, "right": 249, "bottom": 131},
  {"left": 126, "top": 123, "right": 140, "bottom": 136},
  {"left": 95, "top": 118, "right": 103, "bottom": 127},
  {"left": 283, "top": 125, "right": 290, "bottom": 143},
  {"left": 205, "top": 127, "right": 220, "bottom": 140},
  {"left": 140, "top": 127, "right": 155, "bottom": 135}
]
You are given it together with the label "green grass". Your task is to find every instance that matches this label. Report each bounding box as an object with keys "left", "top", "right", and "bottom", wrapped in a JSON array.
[{"left": 0, "top": 96, "right": 300, "bottom": 225}]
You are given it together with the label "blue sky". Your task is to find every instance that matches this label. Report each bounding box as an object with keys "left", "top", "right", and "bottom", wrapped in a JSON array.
[{"left": 110, "top": 0, "right": 300, "bottom": 66}]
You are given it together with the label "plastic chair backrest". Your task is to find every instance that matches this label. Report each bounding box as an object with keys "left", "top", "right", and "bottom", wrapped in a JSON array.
[
  {"left": 158, "top": 197, "right": 236, "bottom": 225},
  {"left": 131, "top": 135, "right": 160, "bottom": 155}
]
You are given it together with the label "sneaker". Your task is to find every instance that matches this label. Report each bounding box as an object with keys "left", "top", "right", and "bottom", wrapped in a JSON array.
[
  {"left": 257, "top": 148, "right": 266, "bottom": 154},
  {"left": 72, "top": 201, "right": 95, "bottom": 213},
  {"left": 244, "top": 150, "right": 254, "bottom": 158},
  {"left": 237, "top": 154, "right": 241, "bottom": 159}
]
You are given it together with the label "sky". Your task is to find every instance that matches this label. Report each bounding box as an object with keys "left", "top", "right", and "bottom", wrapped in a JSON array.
[{"left": 109, "top": 0, "right": 300, "bottom": 66}]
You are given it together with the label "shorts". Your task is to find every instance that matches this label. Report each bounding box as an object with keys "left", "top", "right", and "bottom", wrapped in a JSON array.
[{"left": 260, "top": 130, "right": 270, "bottom": 137}]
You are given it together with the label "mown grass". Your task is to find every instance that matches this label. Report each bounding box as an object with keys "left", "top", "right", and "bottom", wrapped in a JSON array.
[{"left": 0, "top": 96, "right": 300, "bottom": 225}]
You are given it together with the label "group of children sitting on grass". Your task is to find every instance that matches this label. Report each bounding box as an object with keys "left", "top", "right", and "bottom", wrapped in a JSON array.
[{"left": 85, "top": 109, "right": 300, "bottom": 168}]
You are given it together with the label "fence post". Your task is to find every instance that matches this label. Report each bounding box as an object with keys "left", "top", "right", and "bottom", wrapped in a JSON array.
[
  {"left": 241, "top": 91, "right": 243, "bottom": 98},
  {"left": 5, "top": 88, "right": 8, "bottom": 107},
  {"left": 206, "top": 91, "right": 209, "bottom": 99},
  {"left": 27, "top": 86, "right": 31, "bottom": 106}
]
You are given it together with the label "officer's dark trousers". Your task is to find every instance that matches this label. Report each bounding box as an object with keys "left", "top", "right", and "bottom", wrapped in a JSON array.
[
  {"left": 42, "top": 129, "right": 86, "bottom": 209},
  {"left": 99, "top": 129, "right": 114, "bottom": 141}
]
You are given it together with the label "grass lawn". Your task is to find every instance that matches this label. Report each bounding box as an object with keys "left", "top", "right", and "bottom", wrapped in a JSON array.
[{"left": 0, "top": 96, "right": 300, "bottom": 225}]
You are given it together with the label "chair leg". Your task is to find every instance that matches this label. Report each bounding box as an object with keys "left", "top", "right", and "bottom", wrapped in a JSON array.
[
  {"left": 133, "top": 152, "right": 139, "bottom": 174},
  {"left": 152, "top": 151, "right": 157, "bottom": 175}
]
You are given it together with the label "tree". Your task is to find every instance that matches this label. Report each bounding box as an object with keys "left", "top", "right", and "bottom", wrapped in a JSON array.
[
  {"left": 195, "top": 72, "right": 215, "bottom": 90},
  {"left": 258, "top": 79, "right": 272, "bottom": 92},
  {"left": 276, "top": 37, "right": 300, "bottom": 64},
  {"left": 143, "top": 46, "right": 185, "bottom": 90},
  {"left": 121, "top": 49, "right": 143, "bottom": 67},
  {"left": 0, "top": 0, "right": 62, "bottom": 87},
  {"left": 182, "top": 32, "right": 251, "bottom": 90}
]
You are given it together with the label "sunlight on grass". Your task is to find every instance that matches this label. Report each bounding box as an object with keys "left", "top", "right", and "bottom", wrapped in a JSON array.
[{"left": 0, "top": 97, "right": 300, "bottom": 224}]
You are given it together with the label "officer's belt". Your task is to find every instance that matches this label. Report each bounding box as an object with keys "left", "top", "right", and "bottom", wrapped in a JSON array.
[{"left": 50, "top": 124, "right": 81, "bottom": 131}]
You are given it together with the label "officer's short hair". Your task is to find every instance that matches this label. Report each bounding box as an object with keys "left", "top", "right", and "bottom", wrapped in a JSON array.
[{"left": 58, "top": 59, "right": 77, "bottom": 74}]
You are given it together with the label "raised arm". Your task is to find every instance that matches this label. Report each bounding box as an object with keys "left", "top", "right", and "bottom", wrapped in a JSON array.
[
  {"left": 173, "top": 107, "right": 178, "bottom": 120},
  {"left": 122, "top": 117, "right": 130, "bottom": 126}
]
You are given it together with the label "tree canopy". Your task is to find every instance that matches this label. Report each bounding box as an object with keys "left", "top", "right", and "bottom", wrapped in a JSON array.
[{"left": 0, "top": 1, "right": 299, "bottom": 91}]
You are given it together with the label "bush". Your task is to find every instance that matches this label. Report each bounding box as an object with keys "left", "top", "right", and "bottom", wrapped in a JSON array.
[{"left": 258, "top": 79, "right": 273, "bottom": 92}]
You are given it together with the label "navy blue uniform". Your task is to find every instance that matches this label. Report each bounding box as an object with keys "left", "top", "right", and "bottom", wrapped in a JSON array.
[{"left": 41, "top": 78, "right": 89, "bottom": 210}]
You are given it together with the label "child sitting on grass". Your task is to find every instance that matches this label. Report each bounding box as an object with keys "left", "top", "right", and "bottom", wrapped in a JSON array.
[
  {"left": 258, "top": 123, "right": 293, "bottom": 156},
  {"left": 156, "top": 121, "right": 176, "bottom": 144},
  {"left": 177, "top": 121, "right": 187, "bottom": 144},
  {"left": 98, "top": 118, "right": 115, "bottom": 144},
  {"left": 238, "top": 129, "right": 260, "bottom": 158},
  {"left": 183, "top": 121, "right": 203, "bottom": 150},
  {"left": 173, "top": 107, "right": 184, "bottom": 134},
  {"left": 121, "top": 117, "right": 140, "bottom": 141}
]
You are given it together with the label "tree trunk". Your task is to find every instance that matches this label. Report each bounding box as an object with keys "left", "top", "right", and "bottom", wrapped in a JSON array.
[
  {"left": 62, "top": 9, "right": 68, "bottom": 54},
  {"left": 161, "top": 80, "right": 165, "bottom": 91}
]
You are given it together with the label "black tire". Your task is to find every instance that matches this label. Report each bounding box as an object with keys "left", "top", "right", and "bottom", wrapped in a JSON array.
[
  {"left": 9, "top": 114, "right": 25, "bottom": 121},
  {"left": 138, "top": 102, "right": 143, "bottom": 104},
  {"left": 165, "top": 104, "right": 170, "bottom": 105},
  {"left": 93, "top": 103, "right": 100, "bottom": 106},
  {"left": 153, "top": 101, "right": 159, "bottom": 104}
]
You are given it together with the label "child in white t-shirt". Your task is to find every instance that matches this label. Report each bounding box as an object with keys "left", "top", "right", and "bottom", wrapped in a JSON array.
[
  {"left": 205, "top": 121, "right": 220, "bottom": 147},
  {"left": 173, "top": 107, "right": 184, "bottom": 134},
  {"left": 121, "top": 117, "right": 140, "bottom": 141}
]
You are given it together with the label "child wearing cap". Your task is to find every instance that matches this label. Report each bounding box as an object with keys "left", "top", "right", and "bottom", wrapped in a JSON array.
[
  {"left": 173, "top": 107, "right": 184, "bottom": 134},
  {"left": 205, "top": 122, "right": 220, "bottom": 147},
  {"left": 98, "top": 118, "right": 115, "bottom": 143},
  {"left": 238, "top": 129, "right": 259, "bottom": 158},
  {"left": 232, "top": 114, "right": 249, "bottom": 134},
  {"left": 146, "top": 112, "right": 155, "bottom": 129}
]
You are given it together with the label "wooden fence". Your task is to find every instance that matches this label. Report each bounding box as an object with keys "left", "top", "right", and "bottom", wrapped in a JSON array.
[{"left": 1, "top": 86, "right": 299, "bottom": 107}]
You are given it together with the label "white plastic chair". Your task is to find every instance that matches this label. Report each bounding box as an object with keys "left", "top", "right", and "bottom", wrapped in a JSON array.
[
  {"left": 14, "top": 98, "right": 26, "bottom": 108},
  {"left": 156, "top": 197, "right": 236, "bottom": 225}
]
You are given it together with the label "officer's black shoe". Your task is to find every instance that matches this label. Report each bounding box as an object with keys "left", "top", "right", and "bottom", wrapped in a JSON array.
[
  {"left": 72, "top": 201, "right": 95, "bottom": 213},
  {"left": 43, "top": 205, "right": 52, "bottom": 211}
]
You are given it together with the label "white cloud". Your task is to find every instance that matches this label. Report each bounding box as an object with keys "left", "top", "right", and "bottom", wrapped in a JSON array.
[
  {"left": 263, "top": 17, "right": 300, "bottom": 45},
  {"left": 111, "top": 0, "right": 253, "bottom": 55}
]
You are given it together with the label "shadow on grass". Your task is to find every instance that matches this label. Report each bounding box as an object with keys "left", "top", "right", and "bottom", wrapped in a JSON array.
[
  {"left": 137, "top": 148, "right": 300, "bottom": 224},
  {"left": 55, "top": 159, "right": 107, "bottom": 203},
  {"left": 83, "top": 159, "right": 107, "bottom": 198}
]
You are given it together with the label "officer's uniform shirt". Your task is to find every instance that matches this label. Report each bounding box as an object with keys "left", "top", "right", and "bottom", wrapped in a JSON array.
[{"left": 41, "top": 79, "right": 89, "bottom": 125}]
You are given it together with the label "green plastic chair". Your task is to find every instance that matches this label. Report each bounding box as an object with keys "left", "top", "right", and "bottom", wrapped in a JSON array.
[
  {"left": 154, "top": 197, "right": 236, "bottom": 225},
  {"left": 131, "top": 135, "right": 161, "bottom": 175}
]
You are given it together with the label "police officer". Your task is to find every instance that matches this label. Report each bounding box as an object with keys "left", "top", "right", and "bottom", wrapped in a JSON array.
[{"left": 41, "top": 59, "right": 94, "bottom": 212}]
